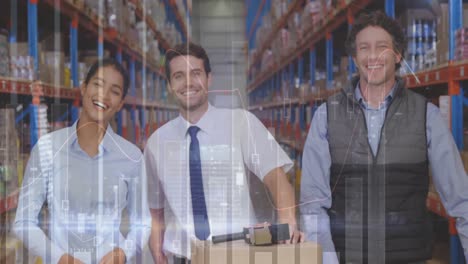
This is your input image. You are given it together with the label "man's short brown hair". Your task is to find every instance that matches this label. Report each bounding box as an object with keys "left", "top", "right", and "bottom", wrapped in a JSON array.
[{"left": 165, "top": 42, "right": 211, "bottom": 82}]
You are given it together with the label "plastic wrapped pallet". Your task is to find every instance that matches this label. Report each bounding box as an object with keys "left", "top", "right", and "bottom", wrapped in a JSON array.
[
  {"left": 437, "top": 3, "right": 449, "bottom": 65},
  {"left": 0, "top": 29, "right": 10, "bottom": 77},
  {"left": 455, "top": 28, "right": 468, "bottom": 60},
  {"left": 0, "top": 109, "right": 19, "bottom": 198}
]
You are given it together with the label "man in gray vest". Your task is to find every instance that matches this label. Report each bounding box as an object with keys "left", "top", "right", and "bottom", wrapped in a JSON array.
[{"left": 300, "top": 10, "right": 468, "bottom": 264}]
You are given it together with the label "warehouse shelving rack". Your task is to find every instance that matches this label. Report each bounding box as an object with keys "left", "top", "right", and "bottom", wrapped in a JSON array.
[
  {"left": 246, "top": 0, "right": 468, "bottom": 262},
  {"left": 0, "top": 0, "right": 189, "bottom": 218}
]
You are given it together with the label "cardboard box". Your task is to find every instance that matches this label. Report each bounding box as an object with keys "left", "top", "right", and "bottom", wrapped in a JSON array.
[
  {"left": 315, "top": 79, "right": 326, "bottom": 90},
  {"left": 398, "top": 8, "right": 435, "bottom": 36},
  {"left": 460, "top": 151, "right": 468, "bottom": 171},
  {"left": 339, "top": 57, "right": 349, "bottom": 73},
  {"left": 43, "top": 51, "right": 65, "bottom": 86},
  {"left": 191, "top": 240, "right": 322, "bottom": 264},
  {"left": 9, "top": 42, "right": 29, "bottom": 57},
  {"left": 0, "top": 246, "right": 15, "bottom": 263},
  {"left": 334, "top": 74, "right": 348, "bottom": 90},
  {"left": 437, "top": 4, "right": 449, "bottom": 64},
  {"left": 41, "top": 32, "right": 66, "bottom": 52}
]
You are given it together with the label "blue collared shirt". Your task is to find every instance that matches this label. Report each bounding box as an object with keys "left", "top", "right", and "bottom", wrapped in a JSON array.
[
  {"left": 354, "top": 85, "right": 396, "bottom": 155},
  {"left": 300, "top": 84, "right": 468, "bottom": 263},
  {"left": 13, "top": 121, "right": 151, "bottom": 264}
]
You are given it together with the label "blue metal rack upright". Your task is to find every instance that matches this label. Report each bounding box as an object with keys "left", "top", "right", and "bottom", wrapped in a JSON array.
[
  {"left": 448, "top": 0, "right": 465, "bottom": 262},
  {"left": 28, "top": 0, "right": 39, "bottom": 147},
  {"left": 385, "top": 0, "right": 395, "bottom": 19},
  {"left": 116, "top": 48, "right": 123, "bottom": 136},
  {"left": 298, "top": 56, "right": 304, "bottom": 88},
  {"left": 326, "top": 32, "right": 334, "bottom": 89},
  {"left": 70, "top": 15, "right": 80, "bottom": 124},
  {"left": 130, "top": 58, "right": 136, "bottom": 97},
  {"left": 310, "top": 47, "right": 316, "bottom": 88},
  {"left": 246, "top": 0, "right": 267, "bottom": 51},
  {"left": 289, "top": 63, "right": 294, "bottom": 97},
  {"left": 347, "top": 9, "right": 356, "bottom": 78}
]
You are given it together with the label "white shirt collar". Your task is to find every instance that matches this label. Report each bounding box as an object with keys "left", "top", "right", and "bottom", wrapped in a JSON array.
[{"left": 175, "top": 103, "right": 216, "bottom": 138}]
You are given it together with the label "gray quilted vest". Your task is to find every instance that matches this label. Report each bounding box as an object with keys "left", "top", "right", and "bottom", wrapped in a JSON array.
[{"left": 326, "top": 76, "right": 432, "bottom": 263}]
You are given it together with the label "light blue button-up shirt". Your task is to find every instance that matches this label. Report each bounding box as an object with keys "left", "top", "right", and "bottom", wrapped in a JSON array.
[
  {"left": 300, "top": 84, "right": 468, "bottom": 263},
  {"left": 13, "top": 122, "right": 151, "bottom": 264}
]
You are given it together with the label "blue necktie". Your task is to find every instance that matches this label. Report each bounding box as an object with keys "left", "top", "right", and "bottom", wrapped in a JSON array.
[{"left": 188, "top": 126, "right": 210, "bottom": 240}]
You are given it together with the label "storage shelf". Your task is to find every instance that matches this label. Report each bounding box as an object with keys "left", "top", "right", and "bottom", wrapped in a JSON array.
[
  {"left": 248, "top": 88, "right": 340, "bottom": 110},
  {"left": 125, "top": 96, "right": 178, "bottom": 109},
  {"left": 170, "top": 0, "right": 188, "bottom": 40},
  {"left": 404, "top": 61, "right": 468, "bottom": 88},
  {"left": 129, "top": 0, "right": 171, "bottom": 51},
  {"left": 249, "top": 98, "right": 300, "bottom": 111},
  {"left": 247, "top": 0, "right": 372, "bottom": 93},
  {"left": 0, "top": 78, "right": 78, "bottom": 100},
  {"left": 42, "top": 0, "right": 168, "bottom": 75},
  {"left": 0, "top": 78, "right": 177, "bottom": 110},
  {"left": 248, "top": 0, "right": 302, "bottom": 73},
  {"left": 249, "top": 60, "right": 468, "bottom": 108}
]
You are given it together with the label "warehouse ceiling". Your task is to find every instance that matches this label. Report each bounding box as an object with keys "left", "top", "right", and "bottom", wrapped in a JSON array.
[{"left": 190, "top": 0, "right": 247, "bottom": 108}]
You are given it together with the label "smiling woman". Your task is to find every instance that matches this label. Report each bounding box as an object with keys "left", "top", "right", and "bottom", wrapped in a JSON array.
[
  {"left": 13, "top": 58, "right": 151, "bottom": 264},
  {"left": 80, "top": 58, "right": 128, "bottom": 128}
]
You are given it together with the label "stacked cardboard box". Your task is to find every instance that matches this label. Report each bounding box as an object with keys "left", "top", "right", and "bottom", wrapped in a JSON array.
[
  {"left": 288, "top": 12, "right": 303, "bottom": 47},
  {"left": 0, "top": 29, "right": 10, "bottom": 77},
  {"left": 191, "top": 240, "right": 322, "bottom": 264},
  {"left": 334, "top": 57, "right": 350, "bottom": 90}
]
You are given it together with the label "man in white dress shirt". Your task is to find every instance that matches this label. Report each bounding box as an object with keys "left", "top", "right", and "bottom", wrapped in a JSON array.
[{"left": 145, "top": 42, "right": 304, "bottom": 263}]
